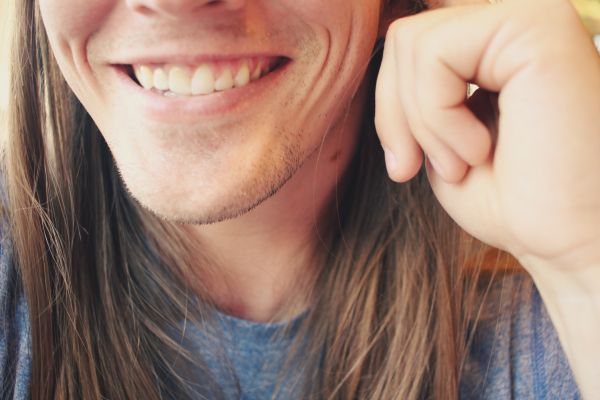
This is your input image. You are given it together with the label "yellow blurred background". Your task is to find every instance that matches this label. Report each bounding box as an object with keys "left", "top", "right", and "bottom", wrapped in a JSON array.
[{"left": 573, "top": 0, "right": 600, "bottom": 35}]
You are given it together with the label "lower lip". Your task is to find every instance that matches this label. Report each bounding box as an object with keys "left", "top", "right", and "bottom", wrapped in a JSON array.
[{"left": 111, "top": 61, "right": 291, "bottom": 123}]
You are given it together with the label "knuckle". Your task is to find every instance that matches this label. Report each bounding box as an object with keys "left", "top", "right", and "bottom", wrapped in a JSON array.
[
  {"left": 414, "top": 31, "right": 441, "bottom": 70},
  {"left": 388, "top": 19, "right": 416, "bottom": 55},
  {"left": 388, "top": 18, "right": 407, "bottom": 40}
]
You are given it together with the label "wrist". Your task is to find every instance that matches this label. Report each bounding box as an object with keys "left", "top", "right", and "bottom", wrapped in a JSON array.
[
  {"left": 518, "top": 255, "right": 600, "bottom": 400},
  {"left": 517, "top": 254, "right": 600, "bottom": 298}
]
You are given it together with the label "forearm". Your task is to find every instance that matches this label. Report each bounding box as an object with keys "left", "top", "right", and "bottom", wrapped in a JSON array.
[{"left": 520, "top": 256, "right": 600, "bottom": 400}]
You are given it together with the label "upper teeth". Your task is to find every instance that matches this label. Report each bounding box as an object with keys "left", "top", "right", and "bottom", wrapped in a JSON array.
[{"left": 133, "top": 58, "right": 270, "bottom": 97}]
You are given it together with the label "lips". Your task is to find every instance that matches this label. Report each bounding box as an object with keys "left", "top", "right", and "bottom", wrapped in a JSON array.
[{"left": 111, "top": 55, "right": 292, "bottom": 122}]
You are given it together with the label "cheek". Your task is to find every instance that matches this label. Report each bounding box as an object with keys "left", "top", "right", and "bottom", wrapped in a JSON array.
[
  {"left": 282, "top": 0, "right": 381, "bottom": 71},
  {"left": 282, "top": 0, "right": 350, "bottom": 26},
  {"left": 280, "top": 0, "right": 379, "bottom": 38},
  {"left": 38, "top": 0, "right": 116, "bottom": 109},
  {"left": 38, "top": 0, "right": 115, "bottom": 45}
]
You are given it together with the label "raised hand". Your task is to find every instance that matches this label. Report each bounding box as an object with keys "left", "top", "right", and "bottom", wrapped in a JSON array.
[
  {"left": 375, "top": 2, "right": 600, "bottom": 396},
  {"left": 376, "top": 0, "right": 600, "bottom": 272}
]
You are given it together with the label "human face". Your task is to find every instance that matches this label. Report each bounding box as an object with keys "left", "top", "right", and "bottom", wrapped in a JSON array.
[{"left": 39, "top": 0, "right": 383, "bottom": 224}]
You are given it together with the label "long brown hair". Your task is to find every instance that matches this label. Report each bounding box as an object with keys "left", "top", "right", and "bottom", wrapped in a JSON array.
[{"left": 4, "top": 0, "right": 515, "bottom": 398}]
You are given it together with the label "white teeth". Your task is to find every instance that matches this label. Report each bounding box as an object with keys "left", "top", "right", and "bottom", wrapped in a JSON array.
[
  {"left": 132, "top": 57, "right": 277, "bottom": 96},
  {"left": 234, "top": 62, "right": 250, "bottom": 87},
  {"left": 251, "top": 62, "right": 262, "bottom": 81},
  {"left": 154, "top": 68, "right": 169, "bottom": 91},
  {"left": 214, "top": 68, "right": 234, "bottom": 91},
  {"left": 135, "top": 65, "right": 154, "bottom": 89},
  {"left": 191, "top": 65, "right": 215, "bottom": 95},
  {"left": 169, "top": 67, "right": 192, "bottom": 96}
]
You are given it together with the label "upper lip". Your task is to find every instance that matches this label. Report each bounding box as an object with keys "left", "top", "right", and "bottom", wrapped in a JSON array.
[{"left": 108, "top": 51, "right": 291, "bottom": 66}]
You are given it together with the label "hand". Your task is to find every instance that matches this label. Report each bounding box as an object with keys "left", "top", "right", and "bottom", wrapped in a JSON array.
[{"left": 375, "top": 0, "right": 600, "bottom": 272}]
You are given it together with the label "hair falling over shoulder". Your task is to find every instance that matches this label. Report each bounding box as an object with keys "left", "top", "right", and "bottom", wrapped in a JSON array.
[{"left": 3, "top": 1, "right": 514, "bottom": 399}]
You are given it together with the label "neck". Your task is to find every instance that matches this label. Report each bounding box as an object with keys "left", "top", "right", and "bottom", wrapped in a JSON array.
[{"left": 186, "top": 82, "right": 369, "bottom": 323}]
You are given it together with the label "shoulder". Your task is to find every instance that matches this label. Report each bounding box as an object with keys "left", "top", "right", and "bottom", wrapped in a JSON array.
[
  {"left": 460, "top": 272, "right": 581, "bottom": 400},
  {"left": 0, "top": 222, "right": 31, "bottom": 400}
]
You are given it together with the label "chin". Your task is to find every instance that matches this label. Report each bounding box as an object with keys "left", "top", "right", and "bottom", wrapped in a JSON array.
[
  {"left": 129, "top": 186, "right": 265, "bottom": 225},
  {"left": 117, "top": 148, "right": 302, "bottom": 226}
]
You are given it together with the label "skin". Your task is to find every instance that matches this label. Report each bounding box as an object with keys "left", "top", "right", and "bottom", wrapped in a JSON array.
[
  {"left": 39, "top": 0, "right": 381, "bottom": 223},
  {"left": 39, "top": 0, "right": 600, "bottom": 395},
  {"left": 39, "top": 0, "right": 389, "bottom": 321}
]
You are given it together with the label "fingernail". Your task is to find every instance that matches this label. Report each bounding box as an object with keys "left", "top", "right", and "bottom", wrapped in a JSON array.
[{"left": 383, "top": 147, "right": 398, "bottom": 175}]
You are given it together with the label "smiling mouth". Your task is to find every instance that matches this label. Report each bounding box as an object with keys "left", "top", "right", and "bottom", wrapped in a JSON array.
[{"left": 121, "top": 56, "right": 289, "bottom": 97}]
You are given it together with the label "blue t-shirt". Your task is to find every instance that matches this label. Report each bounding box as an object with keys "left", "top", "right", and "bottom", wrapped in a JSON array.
[{"left": 0, "top": 240, "right": 582, "bottom": 399}]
